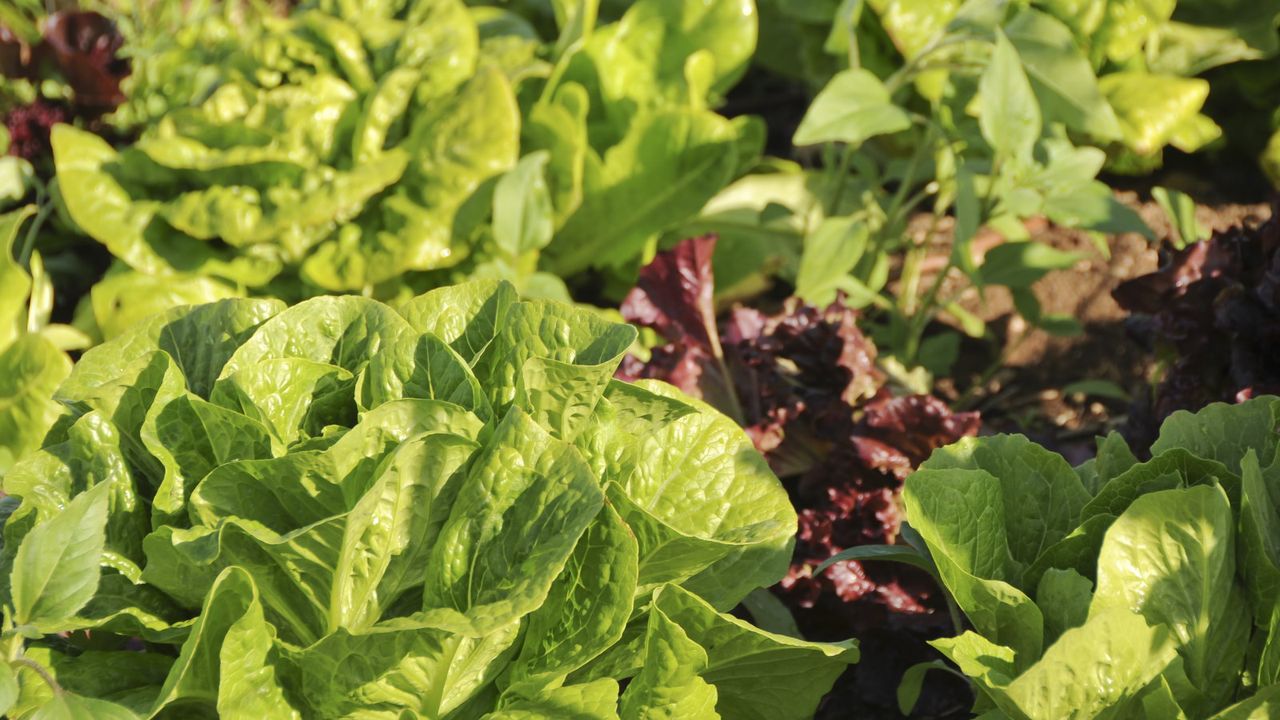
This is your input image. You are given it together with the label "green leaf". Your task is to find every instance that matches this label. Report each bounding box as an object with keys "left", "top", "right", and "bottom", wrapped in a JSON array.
[
  {"left": 280, "top": 620, "right": 519, "bottom": 718},
  {"left": 979, "top": 30, "right": 1042, "bottom": 164},
  {"left": 513, "top": 501, "right": 639, "bottom": 682},
  {"left": 1152, "top": 186, "right": 1208, "bottom": 249},
  {"left": 739, "top": 588, "right": 802, "bottom": 639},
  {"left": 1021, "top": 513, "right": 1113, "bottom": 590},
  {"left": 397, "top": 279, "right": 518, "bottom": 366},
  {"left": 219, "top": 296, "right": 414, "bottom": 381},
  {"left": 362, "top": 330, "right": 492, "bottom": 420},
  {"left": 653, "top": 585, "right": 858, "bottom": 720},
  {"left": 187, "top": 452, "right": 347, "bottom": 535},
  {"left": 11, "top": 481, "right": 111, "bottom": 629},
  {"left": 1259, "top": 604, "right": 1280, "bottom": 687},
  {"left": 0, "top": 663, "right": 17, "bottom": 716},
  {"left": 5, "top": 409, "right": 150, "bottom": 565},
  {"left": 596, "top": 381, "right": 795, "bottom": 609},
  {"left": 0, "top": 205, "right": 35, "bottom": 350},
  {"left": 397, "top": 63, "right": 519, "bottom": 239},
  {"left": 151, "top": 567, "right": 299, "bottom": 718},
  {"left": 352, "top": 67, "right": 422, "bottom": 164},
  {"left": 490, "top": 678, "right": 622, "bottom": 719},
  {"left": 546, "top": 109, "right": 743, "bottom": 276},
  {"left": 1080, "top": 448, "right": 1232, "bottom": 523},
  {"left": 0, "top": 335, "right": 71, "bottom": 478},
  {"left": 795, "top": 217, "right": 869, "bottom": 306},
  {"left": 30, "top": 693, "right": 140, "bottom": 720},
  {"left": 494, "top": 152, "right": 556, "bottom": 258},
  {"left": 62, "top": 297, "right": 284, "bottom": 402},
  {"left": 481, "top": 298, "right": 635, "bottom": 436},
  {"left": 619, "top": 604, "right": 720, "bottom": 720},
  {"left": 978, "top": 241, "right": 1080, "bottom": 287},
  {"left": 1004, "top": 8, "right": 1121, "bottom": 141},
  {"left": 928, "top": 631, "right": 1016, "bottom": 702},
  {"left": 1095, "top": 432, "right": 1139, "bottom": 483},
  {"left": 1241, "top": 449, "right": 1280, "bottom": 625},
  {"left": 211, "top": 359, "right": 356, "bottom": 448},
  {"left": 792, "top": 69, "right": 911, "bottom": 147},
  {"left": 323, "top": 397, "right": 484, "bottom": 478},
  {"left": 51, "top": 125, "right": 282, "bottom": 287},
  {"left": 867, "top": 0, "right": 962, "bottom": 60},
  {"left": 1091, "top": 485, "right": 1246, "bottom": 704},
  {"left": 146, "top": 385, "right": 276, "bottom": 525},
  {"left": 419, "top": 408, "right": 604, "bottom": 635},
  {"left": 896, "top": 660, "right": 957, "bottom": 715},
  {"left": 1042, "top": 180, "right": 1153, "bottom": 237},
  {"left": 1002, "top": 609, "right": 1177, "bottom": 718},
  {"left": 1035, "top": 567, "right": 1091, "bottom": 642},
  {"left": 1207, "top": 684, "right": 1280, "bottom": 720},
  {"left": 1152, "top": 397, "right": 1280, "bottom": 476},
  {"left": 84, "top": 270, "right": 240, "bottom": 343},
  {"left": 1100, "top": 72, "right": 1218, "bottom": 157},
  {"left": 586, "top": 0, "right": 757, "bottom": 104},
  {"left": 335, "top": 432, "right": 479, "bottom": 631},
  {"left": 921, "top": 434, "right": 1091, "bottom": 572},
  {"left": 813, "top": 543, "right": 938, "bottom": 579},
  {"left": 902, "top": 467, "right": 1045, "bottom": 662}
]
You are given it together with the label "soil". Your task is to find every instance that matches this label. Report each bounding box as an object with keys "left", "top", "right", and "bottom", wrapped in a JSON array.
[{"left": 927, "top": 192, "right": 1272, "bottom": 461}]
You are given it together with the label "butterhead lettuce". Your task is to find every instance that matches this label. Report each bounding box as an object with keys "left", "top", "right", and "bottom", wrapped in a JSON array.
[{"left": 0, "top": 279, "right": 856, "bottom": 718}]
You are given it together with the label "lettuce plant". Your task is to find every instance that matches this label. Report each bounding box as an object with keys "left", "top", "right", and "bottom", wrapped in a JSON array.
[
  {"left": 54, "top": 0, "right": 519, "bottom": 301},
  {"left": 748, "top": 0, "right": 1247, "bottom": 171},
  {"left": 49, "top": 0, "right": 762, "bottom": 338},
  {"left": 0, "top": 279, "right": 856, "bottom": 718},
  {"left": 1113, "top": 202, "right": 1280, "bottom": 450},
  {"left": 675, "top": 0, "right": 1156, "bottom": 379},
  {"left": 831, "top": 396, "right": 1280, "bottom": 717}
]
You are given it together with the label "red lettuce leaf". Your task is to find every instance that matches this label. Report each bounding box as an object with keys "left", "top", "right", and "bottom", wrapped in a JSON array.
[
  {"left": 620, "top": 235, "right": 980, "bottom": 632},
  {"left": 1115, "top": 201, "right": 1280, "bottom": 448}
]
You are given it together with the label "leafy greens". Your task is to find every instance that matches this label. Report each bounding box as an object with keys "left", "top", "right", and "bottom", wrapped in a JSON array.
[
  {"left": 0, "top": 278, "right": 856, "bottom": 719},
  {"left": 843, "top": 396, "right": 1280, "bottom": 718}
]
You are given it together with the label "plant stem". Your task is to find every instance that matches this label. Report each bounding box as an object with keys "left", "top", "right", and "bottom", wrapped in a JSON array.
[
  {"left": 824, "top": 144, "right": 857, "bottom": 216},
  {"left": 902, "top": 213, "right": 950, "bottom": 363},
  {"left": 884, "top": 34, "right": 974, "bottom": 94},
  {"left": 16, "top": 185, "right": 50, "bottom": 268},
  {"left": 5, "top": 633, "right": 21, "bottom": 663},
  {"left": 12, "top": 656, "right": 62, "bottom": 695}
]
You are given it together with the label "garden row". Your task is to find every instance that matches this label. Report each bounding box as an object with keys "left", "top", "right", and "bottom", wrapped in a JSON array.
[{"left": 1, "top": 0, "right": 1279, "bottom": 718}]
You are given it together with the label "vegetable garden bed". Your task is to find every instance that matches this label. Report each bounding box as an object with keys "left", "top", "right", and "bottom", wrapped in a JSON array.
[{"left": 2, "top": 0, "right": 1280, "bottom": 718}]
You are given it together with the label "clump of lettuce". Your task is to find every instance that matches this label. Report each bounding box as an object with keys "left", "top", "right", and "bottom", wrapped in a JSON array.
[
  {"left": 55, "top": 0, "right": 518, "bottom": 301},
  {"left": 857, "top": 396, "right": 1280, "bottom": 718},
  {"left": 0, "top": 279, "right": 856, "bottom": 718},
  {"left": 53, "top": 0, "right": 764, "bottom": 334}
]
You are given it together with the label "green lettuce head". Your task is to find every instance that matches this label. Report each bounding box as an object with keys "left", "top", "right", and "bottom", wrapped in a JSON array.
[
  {"left": 0, "top": 279, "right": 855, "bottom": 718},
  {"left": 55, "top": 0, "right": 518, "bottom": 300}
]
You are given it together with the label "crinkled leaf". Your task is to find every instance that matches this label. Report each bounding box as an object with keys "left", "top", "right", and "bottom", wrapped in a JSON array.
[
  {"left": 619, "top": 604, "right": 720, "bottom": 720},
  {"left": 396, "top": 279, "right": 518, "bottom": 366},
  {"left": 921, "top": 435, "right": 1090, "bottom": 576},
  {"left": 419, "top": 409, "right": 604, "bottom": 635},
  {"left": 513, "top": 501, "right": 639, "bottom": 682}
]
